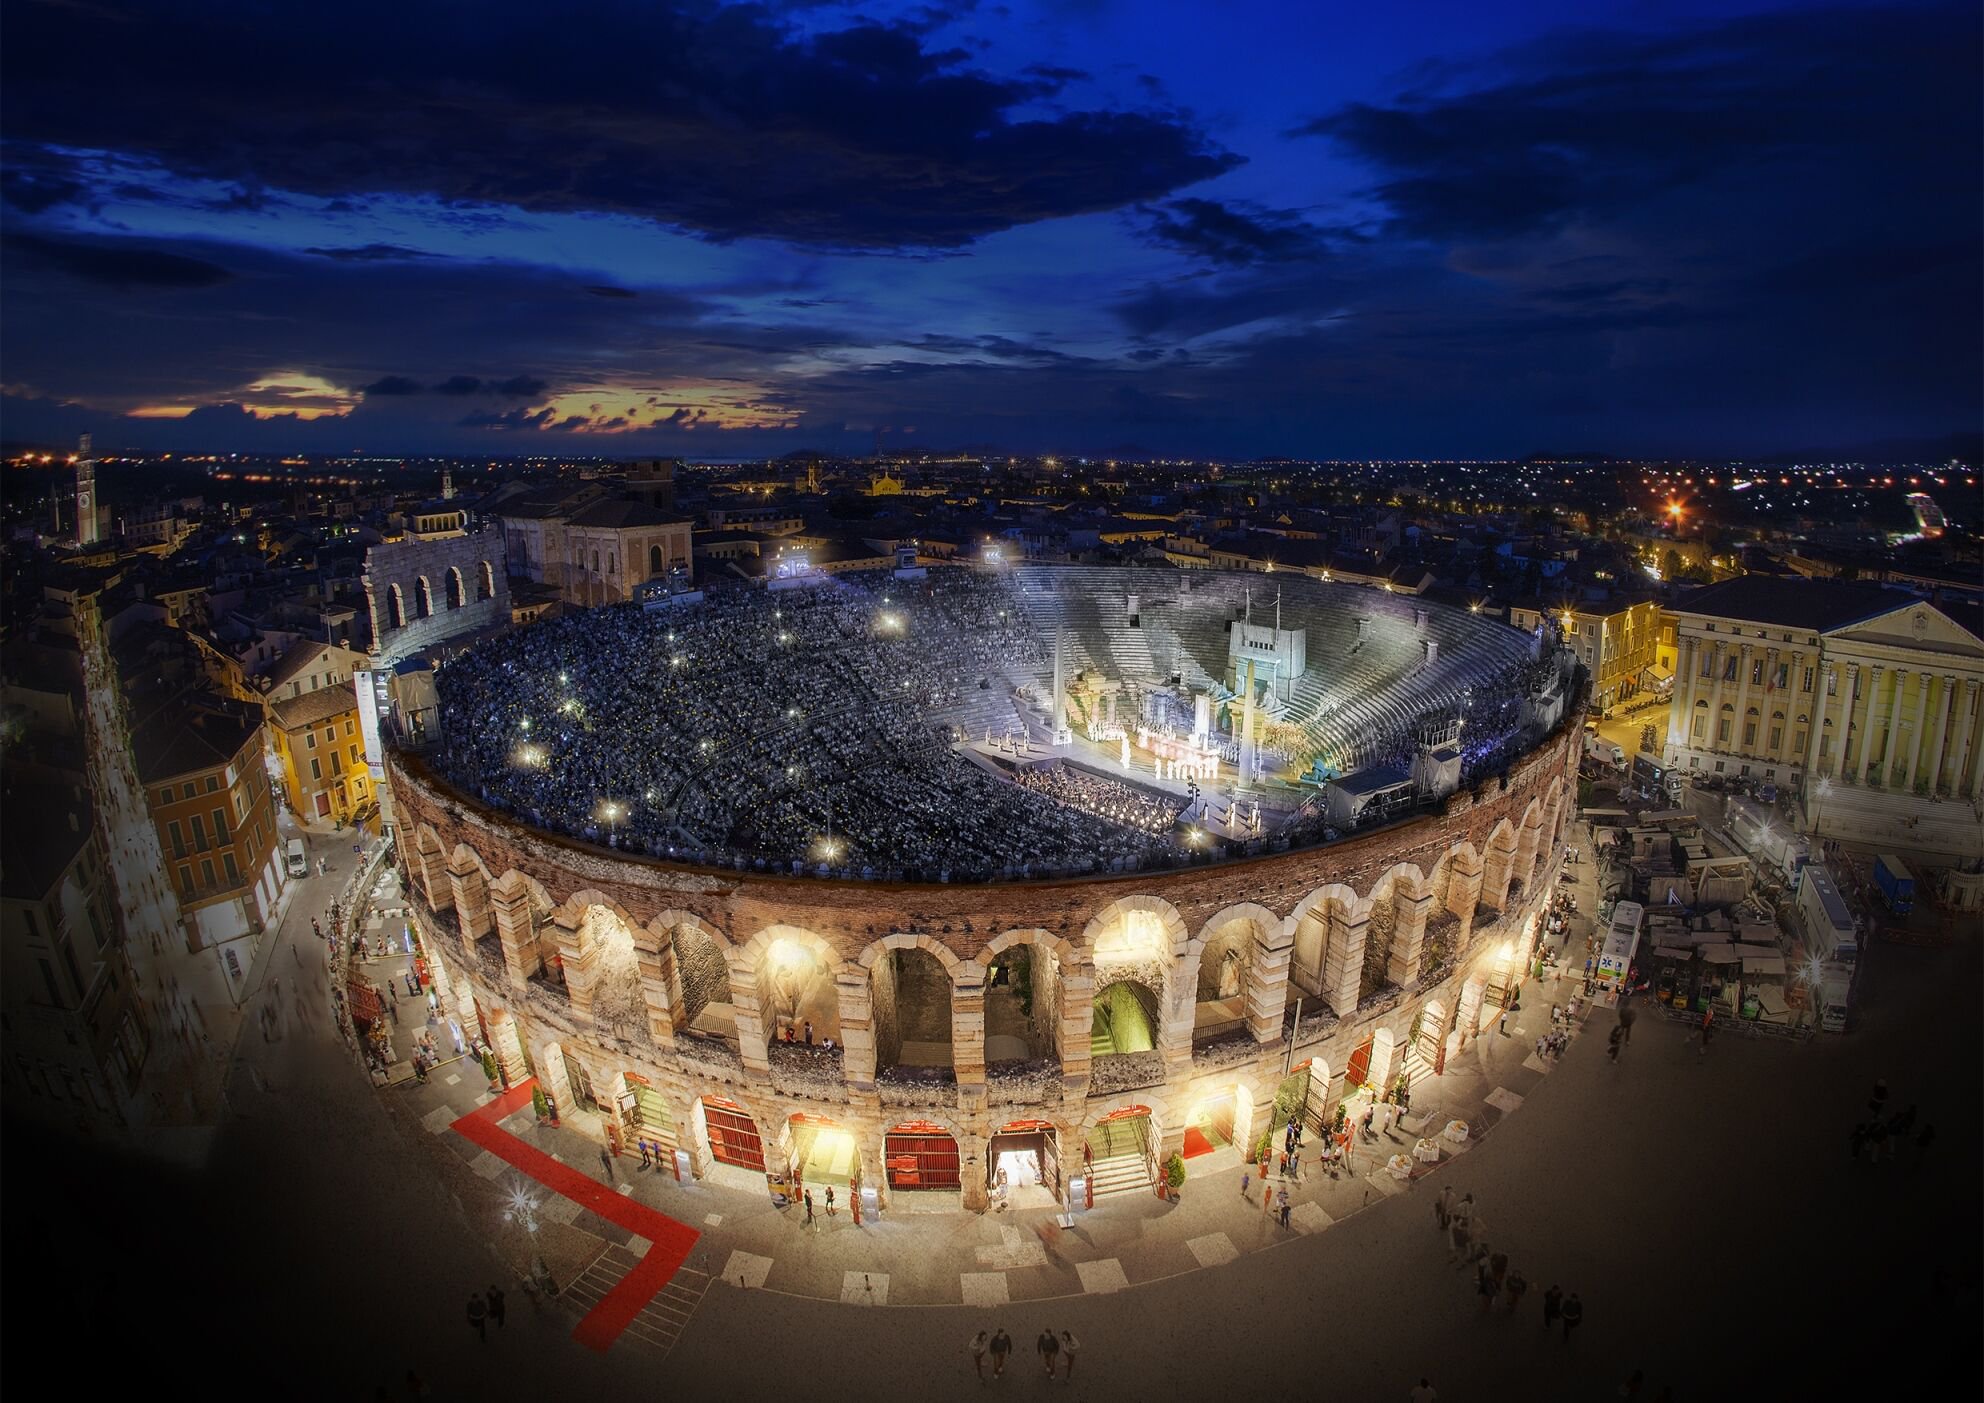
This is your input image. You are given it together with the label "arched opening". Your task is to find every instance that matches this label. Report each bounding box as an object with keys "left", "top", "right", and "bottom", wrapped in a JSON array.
[
  {"left": 983, "top": 937, "right": 1062, "bottom": 1071},
  {"left": 1289, "top": 890, "right": 1353, "bottom": 997},
  {"left": 578, "top": 904, "right": 647, "bottom": 1044},
  {"left": 1192, "top": 917, "right": 1259, "bottom": 1045},
  {"left": 872, "top": 946, "right": 952, "bottom": 1079},
  {"left": 692, "top": 1095, "right": 766, "bottom": 1185},
  {"left": 784, "top": 1111, "right": 858, "bottom": 1193},
  {"left": 614, "top": 1070, "right": 677, "bottom": 1158},
  {"left": 649, "top": 544, "right": 664, "bottom": 575},
  {"left": 988, "top": 1117, "right": 1063, "bottom": 1208},
  {"left": 1414, "top": 998, "right": 1450, "bottom": 1075},
  {"left": 1089, "top": 978, "right": 1159, "bottom": 1056},
  {"left": 1083, "top": 1104, "right": 1156, "bottom": 1199},
  {"left": 387, "top": 583, "right": 406, "bottom": 631},
  {"left": 671, "top": 922, "right": 734, "bottom": 1045},
  {"left": 1180, "top": 1080, "right": 1254, "bottom": 1163},
  {"left": 478, "top": 560, "right": 495, "bottom": 601},
  {"left": 416, "top": 575, "right": 434, "bottom": 619},
  {"left": 445, "top": 566, "right": 465, "bottom": 610},
  {"left": 759, "top": 933, "right": 840, "bottom": 1046},
  {"left": 885, "top": 1120, "right": 961, "bottom": 1196}
]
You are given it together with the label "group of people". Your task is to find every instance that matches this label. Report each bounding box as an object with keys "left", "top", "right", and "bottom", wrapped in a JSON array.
[
  {"left": 1436, "top": 1187, "right": 1579, "bottom": 1337},
  {"left": 1009, "top": 762, "right": 1185, "bottom": 836},
  {"left": 967, "top": 1327, "right": 1080, "bottom": 1382},
  {"left": 433, "top": 569, "right": 1191, "bottom": 880},
  {"left": 1851, "top": 1077, "right": 1933, "bottom": 1163}
]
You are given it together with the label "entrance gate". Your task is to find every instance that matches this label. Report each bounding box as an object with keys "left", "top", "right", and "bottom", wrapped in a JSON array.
[
  {"left": 987, "top": 1118, "right": 1059, "bottom": 1195},
  {"left": 619, "top": 1073, "right": 677, "bottom": 1155},
  {"left": 701, "top": 1096, "right": 765, "bottom": 1173},
  {"left": 885, "top": 1121, "right": 961, "bottom": 1191},
  {"left": 1345, "top": 1035, "right": 1375, "bottom": 1090}
]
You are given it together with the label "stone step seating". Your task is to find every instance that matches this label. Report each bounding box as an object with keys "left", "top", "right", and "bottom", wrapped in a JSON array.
[{"left": 1087, "top": 1151, "right": 1153, "bottom": 1200}]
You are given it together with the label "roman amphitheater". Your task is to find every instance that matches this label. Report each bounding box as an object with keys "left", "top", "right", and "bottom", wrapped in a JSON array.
[{"left": 388, "top": 562, "right": 1580, "bottom": 1211}]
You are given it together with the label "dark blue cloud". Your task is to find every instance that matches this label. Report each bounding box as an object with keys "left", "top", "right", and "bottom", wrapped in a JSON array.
[
  {"left": 0, "top": 1, "right": 1238, "bottom": 250},
  {"left": 1, "top": 231, "right": 232, "bottom": 289}
]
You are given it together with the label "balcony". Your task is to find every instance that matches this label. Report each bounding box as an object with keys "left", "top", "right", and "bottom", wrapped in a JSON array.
[
  {"left": 1190, "top": 1025, "right": 1264, "bottom": 1071},
  {"left": 1087, "top": 1048, "right": 1165, "bottom": 1096},
  {"left": 767, "top": 1039, "right": 845, "bottom": 1100},
  {"left": 986, "top": 1057, "right": 1063, "bottom": 1108}
]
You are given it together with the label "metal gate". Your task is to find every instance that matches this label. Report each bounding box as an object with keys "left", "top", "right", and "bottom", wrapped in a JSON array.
[
  {"left": 885, "top": 1122, "right": 960, "bottom": 1190},
  {"left": 701, "top": 1097, "right": 764, "bottom": 1173},
  {"left": 1345, "top": 1036, "right": 1374, "bottom": 1089}
]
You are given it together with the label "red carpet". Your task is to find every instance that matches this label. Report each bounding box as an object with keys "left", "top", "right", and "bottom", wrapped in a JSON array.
[
  {"left": 1181, "top": 1125, "right": 1217, "bottom": 1158},
  {"left": 454, "top": 1081, "right": 701, "bottom": 1352}
]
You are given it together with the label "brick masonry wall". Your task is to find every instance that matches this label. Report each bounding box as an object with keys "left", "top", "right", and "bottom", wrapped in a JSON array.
[
  {"left": 390, "top": 726, "right": 1576, "bottom": 961},
  {"left": 365, "top": 529, "right": 511, "bottom": 666}
]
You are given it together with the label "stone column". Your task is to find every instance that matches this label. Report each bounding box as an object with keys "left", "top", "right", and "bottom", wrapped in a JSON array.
[
  {"left": 1854, "top": 665, "right": 1882, "bottom": 777},
  {"left": 634, "top": 927, "right": 678, "bottom": 1050},
  {"left": 1948, "top": 680, "right": 1980, "bottom": 800},
  {"left": 447, "top": 859, "right": 491, "bottom": 940},
  {"left": 1480, "top": 840, "right": 1516, "bottom": 913},
  {"left": 1826, "top": 664, "right": 1851, "bottom": 775},
  {"left": 730, "top": 962, "right": 770, "bottom": 1076},
  {"left": 1730, "top": 643, "right": 1754, "bottom": 756},
  {"left": 1904, "top": 672, "right": 1934, "bottom": 790},
  {"left": 959, "top": 1130, "right": 991, "bottom": 1212},
  {"left": 1882, "top": 665, "right": 1907, "bottom": 783},
  {"left": 1322, "top": 908, "right": 1369, "bottom": 1018},
  {"left": 1705, "top": 642, "right": 1727, "bottom": 747},
  {"left": 1388, "top": 890, "right": 1434, "bottom": 988},
  {"left": 1927, "top": 677, "right": 1956, "bottom": 794},
  {"left": 1668, "top": 636, "right": 1697, "bottom": 755},
  {"left": 951, "top": 964, "right": 987, "bottom": 1099},
  {"left": 1455, "top": 974, "right": 1486, "bottom": 1045},
  {"left": 553, "top": 918, "right": 597, "bottom": 1022},
  {"left": 490, "top": 882, "right": 537, "bottom": 993},
  {"left": 1158, "top": 968, "right": 1195, "bottom": 1080},
  {"left": 1244, "top": 920, "right": 1293, "bottom": 1042},
  {"left": 836, "top": 966, "right": 875, "bottom": 1092},
  {"left": 1058, "top": 960, "right": 1095, "bottom": 1097}
]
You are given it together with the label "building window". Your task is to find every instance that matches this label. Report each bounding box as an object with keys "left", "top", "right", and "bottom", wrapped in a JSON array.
[
  {"left": 38, "top": 958, "right": 61, "bottom": 1006},
  {"left": 200, "top": 859, "right": 216, "bottom": 888},
  {"left": 178, "top": 865, "right": 193, "bottom": 892},
  {"left": 1792, "top": 731, "right": 1806, "bottom": 753},
  {"left": 1768, "top": 727, "right": 1781, "bottom": 750},
  {"left": 330, "top": 751, "right": 343, "bottom": 776},
  {"left": 168, "top": 820, "right": 184, "bottom": 855},
  {"left": 223, "top": 851, "right": 239, "bottom": 881},
  {"left": 190, "top": 814, "right": 208, "bottom": 849},
  {"left": 212, "top": 808, "right": 229, "bottom": 843},
  {"left": 310, "top": 758, "right": 321, "bottom": 780},
  {"left": 1743, "top": 723, "right": 1757, "bottom": 746},
  {"left": 208, "top": 776, "right": 219, "bottom": 793},
  {"left": 345, "top": 719, "right": 354, "bottom": 735},
  {"left": 306, "top": 731, "right": 316, "bottom": 749},
  {"left": 1802, "top": 668, "right": 1815, "bottom": 692}
]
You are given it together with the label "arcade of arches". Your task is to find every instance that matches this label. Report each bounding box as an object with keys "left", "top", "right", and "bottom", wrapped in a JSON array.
[{"left": 389, "top": 733, "right": 1573, "bottom": 1213}]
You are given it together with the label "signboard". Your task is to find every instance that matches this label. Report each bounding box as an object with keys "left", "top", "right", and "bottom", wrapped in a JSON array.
[{"left": 353, "top": 669, "right": 391, "bottom": 780}]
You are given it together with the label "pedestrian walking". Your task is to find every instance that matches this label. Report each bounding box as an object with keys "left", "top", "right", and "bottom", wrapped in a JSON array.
[
  {"left": 486, "top": 1286, "right": 505, "bottom": 1330},
  {"left": 1561, "top": 1292, "right": 1584, "bottom": 1341},
  {"left": 1452, "top": 1192, "right": 1474, "bottom": 1227},
  {"left": 1608, "top": 1025, "right": 1623, "bottom": 1062},
  {"left": 1867, "top": 1119, "right": 1889, "bottom": 1162},
  {"left": 1436, "top": 1185, "right": 1453, "bottom": 1230},
  {"left": 1476, "top": 1260, "right": 1497, "bottom": 1312},
  {"left": 1698, "top": 1007, "right": 1714, "bottom": 1054},
  {"left": 1448, "top": 1217, "right": 1472, "bottom": 1265},
  {"left": 826, "top": 1185, "right": 836, "bottom": 1216},
  {"left": 638, "top": 1139, "right": 651, "bottom": 1169},
  {"left": 1504, "top": 1269, "right": 1528, "bottom": 1313},
  {"left": 1037, "top": 1328, "right": 1060, "bottom": 1377},
  {"left": 1059, "top": 1330, "right": 1079, "bottom": 1382},
  {"left": 1488, "top": 1248, "right": 1508, "bottom": 1291},
  {"left": 969, "top": 1330, "right": 989, "bottom": 1381},
  {"left": 804, "top": 1190, "right": 815, "bottom": 1224},
  {"left": 1619, "top": 1003, "right": 1636, "bottom": 1043},
  {"left": 989, "top": 1328, "right": 1012, "bottom": 1378},
  {"left": 599, "top": 1146, "right": 614, "bottom": 1180},
  {"left": 1278, "top": 1187, "right": 1291, "bottom": 1228},
  {"left": 1242, "top": 1167, "right": 1251, "bottom": 1199},
  {"left": 466, "top": 1293, "right": 487, "bottom": 1343},
  {"left": 1262, "top": 1183, "right": 1273, "bottom": 1217},
  {"left": 1497, "top": 1007, "right": 1510, "bottom": 1036},
  {"left": 1542, "top": 1285, "right": 1563, "bottom": 1329}
]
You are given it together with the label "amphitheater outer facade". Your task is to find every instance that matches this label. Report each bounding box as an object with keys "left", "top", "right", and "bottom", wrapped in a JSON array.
[{"left": 387, "top": 725, "right": 1576, "bottom": 1211}]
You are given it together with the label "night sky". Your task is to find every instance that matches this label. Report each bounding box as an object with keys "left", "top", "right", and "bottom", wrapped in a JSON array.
[{"left": 2, "top": 0, "right": 1977, "bottom": 459}]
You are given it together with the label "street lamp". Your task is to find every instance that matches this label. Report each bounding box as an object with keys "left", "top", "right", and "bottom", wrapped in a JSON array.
[{"left": 1812, "top": 776, "right": 1832, "bottom": 835}]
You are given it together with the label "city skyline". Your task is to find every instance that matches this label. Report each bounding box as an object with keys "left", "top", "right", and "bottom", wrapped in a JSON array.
[{"left": 3, "top": 0, "right": 1978, "bottom": 460}]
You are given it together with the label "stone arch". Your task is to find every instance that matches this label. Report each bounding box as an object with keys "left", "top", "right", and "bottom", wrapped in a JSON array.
[
  {"left": 478, "top": 560, "right": 495, "bottom": 601},
  {"left": 387, "top": 583, "right": 407, "bottom": 630},
  {"left": 1287, "top": 883, "right": 1358, "bottom": 999},
  {"left": 653, "top": 909, "right": 734, "bottom": 1037},
  {"left": 1187, "top": 902, "right": 1280, "bottom": 1044},
  {"left": 740, "top": 923, "right": 842, "bottom": 1047},
  {"left": 858, "top": 934, "right": 957, "bottom": 1074},
  {"left": 410, "top": 823, "right": 448, "bottom": 909},
  {"left": 545, "top": 893, "right": 645, "bottom": 1035},
  {"left": 415, "top": 575, "right": 434, "bottom": 619},
  {"left": 649, "top": 543, "right": 665, "bottom": 575},
  {"left": 978, "top": 929, "right": 1073, "bottom": 1067},
  {"left": 1362, "top": 861, "right": 1428, "bottom": 996},
  {"left": 1480, "top": 818, "right": 1520, "bottom": 912},
  {"left": 1512, "top": 796, "right": 1547, "bottom": 900},
  {"left": 1080, "top": 893, "right": 1189, "bottom": 963},
  {"left": 445, "top": 565, "right": 465, "bottom": 610}
]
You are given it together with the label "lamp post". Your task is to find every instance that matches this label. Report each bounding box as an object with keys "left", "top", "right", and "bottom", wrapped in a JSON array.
[{"left": 1811, "top": 776, "right": 1832, "bottom": 838}]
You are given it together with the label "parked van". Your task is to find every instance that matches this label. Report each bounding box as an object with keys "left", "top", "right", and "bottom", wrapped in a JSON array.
[{"left": 285, "top": 838, "right": 309, "bottom": 879}]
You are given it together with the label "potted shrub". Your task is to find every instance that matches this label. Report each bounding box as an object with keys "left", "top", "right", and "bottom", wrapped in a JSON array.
[
  {"left": 1164, "top": 1152, "right": 1186, "bottom": 1202},
  {"left": 531, "top": 1084, "right": 557, "bottom": 1125},
  {"left": 480, "top": 1049, "right": 500, "bottom": 1091}
]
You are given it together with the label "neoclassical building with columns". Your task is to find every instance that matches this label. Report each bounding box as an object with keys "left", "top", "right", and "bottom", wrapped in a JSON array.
[
  {"left": 384, "top": 728, "right": 1576, "bottom": 1213},
  {"left": 1663, "top": 576, "right": 1984, "bottom": 861}
]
